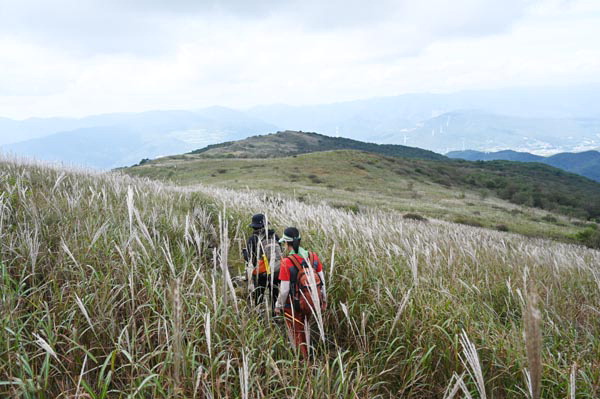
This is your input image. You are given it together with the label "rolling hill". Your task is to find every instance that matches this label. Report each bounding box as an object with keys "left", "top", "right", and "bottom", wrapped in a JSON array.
[
  {"left": 447, "top": 149, "right": 600, "bottom": 182},
  {"left": 188, "top": 130, "right": 446, "bottom": 160},
  {"left": 125, "top": 131, "right": 600, "bottom": 244}
]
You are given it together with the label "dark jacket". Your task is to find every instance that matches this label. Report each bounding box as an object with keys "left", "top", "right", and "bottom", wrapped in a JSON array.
[{"left": 246, "top": 229, "right": 280, "bottom": 267}]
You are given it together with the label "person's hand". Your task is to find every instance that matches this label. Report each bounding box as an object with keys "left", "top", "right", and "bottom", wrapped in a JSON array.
[{"left": 274, "top": 307, "right": 282, "bottom": 316}]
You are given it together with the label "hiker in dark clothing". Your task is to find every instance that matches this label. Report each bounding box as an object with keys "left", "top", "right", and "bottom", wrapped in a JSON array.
[{"left": 243, "top": 214, "right": 282, "bottom": 309}]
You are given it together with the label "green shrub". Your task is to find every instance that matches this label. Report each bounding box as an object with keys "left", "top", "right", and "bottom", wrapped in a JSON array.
[
  {"left": 454, "top": 216, "right": 483, "bottom": 227},
  {"left": 308, "top": 174, "right": 324, "bottom": 184},
  {"left": 403, "top": 213, "right": 428, "bottom": 222},
  {"left": 542, "top": 214, "right": 558, "bottom": 223},
  {"left": 575, "top": 227, "right": 600, "bottom": 249},
  {"left": 495, "top": 224, "right": 509, "bottom": 232},
  {"left": 332, "top": 203, "right": 360, "bottom": 214}
]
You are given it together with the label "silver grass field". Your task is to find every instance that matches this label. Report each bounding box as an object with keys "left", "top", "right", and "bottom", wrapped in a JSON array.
[{"left": 1, "top": 155, "right": 599, "bottom": 398}]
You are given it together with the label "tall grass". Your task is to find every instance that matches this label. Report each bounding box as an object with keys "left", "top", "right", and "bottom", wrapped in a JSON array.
[{"left": 1, "top": 154, "right": 599, "bottom": 397}]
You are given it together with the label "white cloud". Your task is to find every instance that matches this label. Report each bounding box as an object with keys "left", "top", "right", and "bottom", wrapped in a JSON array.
[{"left": 0, "top": 0, "right": 598, "bottom": 118}]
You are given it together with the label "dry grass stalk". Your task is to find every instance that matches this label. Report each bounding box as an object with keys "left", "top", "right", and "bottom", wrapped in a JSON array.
[
  {"left": 524, "top": 292, "right": 542, "bottom": 399},
  {"left": 239, "top": 348, "right": 249, "bottom": 399},
  {"left": 443, "top": 372, "right": 473, "bottom": 399},
  {"left": 459, "top": 330, "right": 487, "bottom": 399},
  {"left": 218, "top": 211, "right": 238, "bottom": 312},
  {"left": 387, "top": 288, "right": 411, "bottom": 340},
  {"left": 33, "top": 332, "right": 59, "bottom": 362},
  {"left": 75, "top": 295, "right": 95, "bottom": 334},
  {"left": 569, "top": 362, "right": 577, "bottom": 399},
  {"left": 172, "top": 277, "right": 184, "bottom": 395},
  {"left": 75, "top": 353, "right": 87, "bottom": 399}
]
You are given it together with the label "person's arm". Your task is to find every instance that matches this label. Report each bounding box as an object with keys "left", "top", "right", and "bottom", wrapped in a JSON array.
[
  {"left": 275, "top": 281, "right": 290, "bottom": 310},
  {"left": 275, "top": 258, "right": 290, "bottom": 314}
]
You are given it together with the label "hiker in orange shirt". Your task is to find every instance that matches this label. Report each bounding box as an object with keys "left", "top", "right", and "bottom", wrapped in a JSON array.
[{"left": 274, "top": 227, "right": 327, "bottom": 359}]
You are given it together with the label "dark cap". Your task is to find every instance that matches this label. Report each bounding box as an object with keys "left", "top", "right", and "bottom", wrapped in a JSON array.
[
  {"left": 249, "top": 213, "right": 265, "bottom": 229},
  {"left": 279, "top": 227, "right": 300, "bottom": 242}
]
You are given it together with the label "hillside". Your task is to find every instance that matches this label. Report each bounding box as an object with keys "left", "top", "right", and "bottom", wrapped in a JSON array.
[
  {"left": 448, "top": 149, "right": 600, "bottom": 182},
  {"left": 2, "top": 155, "right": 600, "bottom": 397},
  {"left": 545, "top": 151, "right": 600, "bottom": 182},
  {"left": 127, "top": 149, "right": 600, "bottom": 244},
  {"left": 134, "top": 131, "right": 600, "bottom": 223},
  {"left": 189, "top": 130, "right": 446, "bottom": 160}
]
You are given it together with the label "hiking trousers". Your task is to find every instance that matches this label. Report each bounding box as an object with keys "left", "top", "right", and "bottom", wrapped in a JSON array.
[
  {"left": 284, "top": 308, "right": 310, "bottom": 359},
  {"left": 252, "top": 271, "right": 280, "bottom": 309}
]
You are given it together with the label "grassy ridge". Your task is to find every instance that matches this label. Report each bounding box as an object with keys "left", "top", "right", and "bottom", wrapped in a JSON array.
[
  {"left": 2, "top": 157, "right": 600, "bottom": 397},
  {"left": 147, "top": 130, "right": 600, "bottom": 223},
  {"left": 127, "top": 150, "right": 600, "bottom": 245},
  {"left": 187, "top": 130, "right": 446, "bottom": 160}
]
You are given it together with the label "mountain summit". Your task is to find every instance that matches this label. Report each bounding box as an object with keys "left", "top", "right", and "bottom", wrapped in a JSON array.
[{"left": 189, "top": 130, "right": 446, "bottom": 161}]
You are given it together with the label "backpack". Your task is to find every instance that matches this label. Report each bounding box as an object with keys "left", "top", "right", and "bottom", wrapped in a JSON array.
[
  {"left": 255, "top": 234, "right": 282, "bottom": 275},
  {"left": 288, "top": 253, "right": 323, "bottom": 314}
]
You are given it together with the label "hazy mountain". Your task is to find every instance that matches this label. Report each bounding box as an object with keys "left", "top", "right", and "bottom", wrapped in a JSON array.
[
  {"left": 249, "top": 102, "right": 414, "bottom": 141},
  {"left": 1, "top": 107, "right": 277, "bottom": 169},
  {"left": 446, "top": 150, "right": 544, "bottom": 162},
  {"left": 381, "top": 111, "right": 600, "bottom": 155},
  {"left": 447, "top": 149, "right": 600, "bottom": 182},
  {"left": 0, "top": 116, "right": 86, "bottom": 145},
  {"left": 4, "top": 127, "right": 194, "bottom": 169},
  {"left": 3, "top": 84, "right": 600, "bottom": 167},
  {"left": 249, "top": 85, "right": 600, "bottom": 143}
]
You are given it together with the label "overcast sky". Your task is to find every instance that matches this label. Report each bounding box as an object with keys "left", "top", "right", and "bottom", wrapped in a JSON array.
[{"left": 1, "top": 0, "right": 599, "bottom": 119}]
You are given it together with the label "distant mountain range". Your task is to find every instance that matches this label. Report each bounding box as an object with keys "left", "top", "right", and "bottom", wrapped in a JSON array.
[
  {"left": 2, "top": 84, "right": 600, "bottom": 168},
  {"left": 1, "top": 108, "right": 276, "bottom": 169},
  {"left": 447, "top": 149, "right": 600, "bottom": 182},
  {"left": 379, "top": 111, "right": 600, "bottom": 155},
  {"left": 249, "top": 85, "right": 600, "bottom": 154}
]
